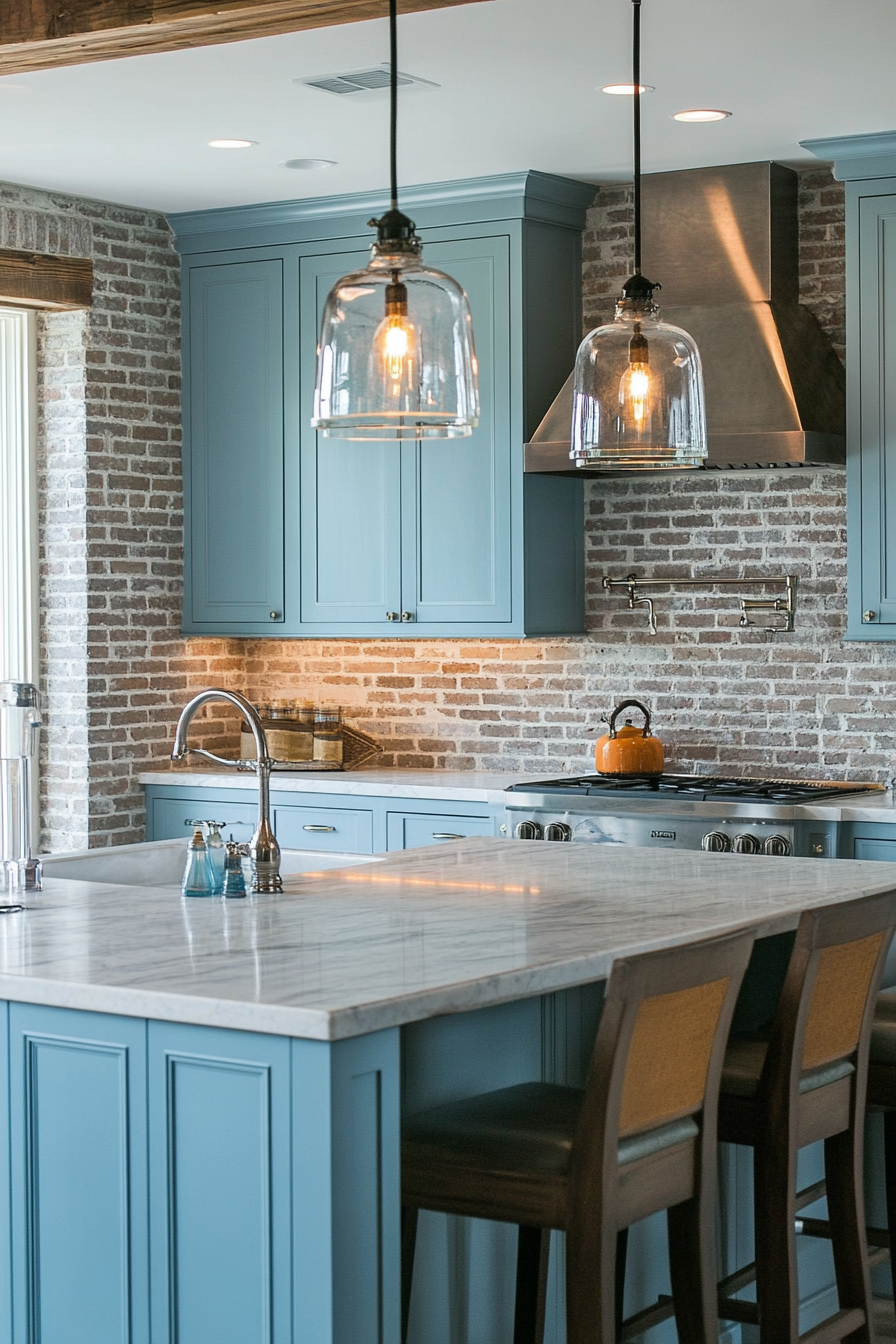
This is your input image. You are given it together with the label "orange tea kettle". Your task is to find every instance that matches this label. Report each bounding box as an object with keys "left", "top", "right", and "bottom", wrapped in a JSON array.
[{"left": 595, "top": 699, "right": 664, "bottom": 777}]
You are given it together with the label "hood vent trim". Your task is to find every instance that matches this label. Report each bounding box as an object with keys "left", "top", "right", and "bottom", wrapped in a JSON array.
[{"left": 526, "top": 162, "right": 846, "bottom": 475}]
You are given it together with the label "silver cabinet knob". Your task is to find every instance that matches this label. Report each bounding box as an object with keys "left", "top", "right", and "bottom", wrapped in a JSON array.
[
  {"left": 514, "top": 820, "right": 543, "bottom": 840},
  {"left": 544, "top": 822, "right": 572, "bottom": 842},
  {"left": 701, "top": 831, "right": 731, "bottom": 853},
  {"left": 732, "top": 833, "right": 761, "bottom": 854},
  {"left": 763, "top": 834, "right": 792, "bottom": 857},
  {"left": 269, "top": 611, "right": 280, "bottom": 620},
  {"left": 401, "top": 611, "right": 415, "bottom": 622},
  {"left": 863, "top": 610, "right": 877, "bottom": 623},
  {"left": 386, "top": 611, "right": 400, "bottom": 621}
]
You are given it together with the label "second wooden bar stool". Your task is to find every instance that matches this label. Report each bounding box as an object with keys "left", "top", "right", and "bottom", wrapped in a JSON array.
[
  {"left": 401, "top": 926, "right": 755, "bottom": 1344},
  {"left": 717, "top": 888, "right": 896, "bottom": 1344}
]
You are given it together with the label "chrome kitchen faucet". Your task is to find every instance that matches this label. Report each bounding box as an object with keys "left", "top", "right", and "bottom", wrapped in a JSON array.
[{"left": 171, "top": 689, "right": 282, "bottom": 893}]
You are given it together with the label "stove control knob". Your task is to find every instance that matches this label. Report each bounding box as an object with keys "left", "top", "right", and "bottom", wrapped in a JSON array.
[
  {"left": 732, "top": 833, "right": 761, "bottom": 855},
  {"left": 701, "top": 831, "right": 731, "bottom": 853},
  {"left": 514, "top": 820, "right": 543, "bottom": 840},
  {"left": 763, "top": 834, "right": 792, "bottom": 857},
  {"left": 544, "top": 822, "right": 572, "bottom": 843}
]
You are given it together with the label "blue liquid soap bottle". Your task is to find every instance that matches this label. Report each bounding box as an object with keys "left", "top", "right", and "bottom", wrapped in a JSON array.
[
  {"left": 182, "top": 827, "right": 215, "bottom": 897},
  {"left": 206, "top": 821, "right": 226, "bottom": 894},
  {"left": 222, "top": 839, "right": 247, "bottom": 898}
]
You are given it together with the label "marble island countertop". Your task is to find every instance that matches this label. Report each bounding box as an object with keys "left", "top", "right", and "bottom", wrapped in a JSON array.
[{"left": 7, "top": 839, "right": 896, "bottom": 1041}]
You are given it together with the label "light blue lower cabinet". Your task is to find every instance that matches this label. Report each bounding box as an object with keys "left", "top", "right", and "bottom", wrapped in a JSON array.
[
  {"left": 385, "top": 811, "right": 496, "bottom": 851},
  {"left": 8, "top": 1004, "right": 149, "bottom": 1344}
]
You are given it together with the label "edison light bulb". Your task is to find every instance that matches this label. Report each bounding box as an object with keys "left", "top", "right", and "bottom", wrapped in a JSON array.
[
  {"left": 618, "top": 325, "right": 651, "bottom": 432},
  {"left": 382, "top": 314, "right": 413, "bottom": 382}
]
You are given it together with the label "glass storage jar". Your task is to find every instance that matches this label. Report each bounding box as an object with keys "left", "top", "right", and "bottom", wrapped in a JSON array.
[{"left": 313, "top": 707, "right": 343, "bottom": 765}]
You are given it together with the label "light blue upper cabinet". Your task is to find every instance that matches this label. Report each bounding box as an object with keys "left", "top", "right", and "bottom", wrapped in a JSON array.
[
  {"left": 803, "top": 132, "right": 896, "bottom": 639},
  {"left": 171, "top": 172, "right": 594, "bottom": 638},
  {"left": 183, "top": 249, "right": 299, "bottom": 634}
]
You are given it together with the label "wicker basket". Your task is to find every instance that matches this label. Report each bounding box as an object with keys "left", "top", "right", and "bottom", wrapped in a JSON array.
[{"left": 268, "top": 722, "right": 381, "bottom": 773}]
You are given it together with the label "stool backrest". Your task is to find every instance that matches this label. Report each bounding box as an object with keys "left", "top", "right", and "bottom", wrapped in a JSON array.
[
  {"left": 761, "top": 889, "right": 896, "bottom": 1101},
  {"left": 569, "top": 927, "right": 755, "bottom": 1213}
]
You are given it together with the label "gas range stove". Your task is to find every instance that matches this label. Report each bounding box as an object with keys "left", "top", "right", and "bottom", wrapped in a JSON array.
[{"left": 504, "top": 774, "right": 885, "bottom": 858}]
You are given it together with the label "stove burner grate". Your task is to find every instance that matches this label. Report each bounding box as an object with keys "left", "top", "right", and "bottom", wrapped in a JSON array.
[{"left": 506, "top": 774, "right": 883, "bottom": 804}]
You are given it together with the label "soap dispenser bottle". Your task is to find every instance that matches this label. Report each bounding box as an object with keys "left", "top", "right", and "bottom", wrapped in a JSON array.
[
  {"left": 182, "top": 827, "right": 214, "bottom": 898},
  {"left": 206, "top": 822, "right": 226, "bottom": 894}
]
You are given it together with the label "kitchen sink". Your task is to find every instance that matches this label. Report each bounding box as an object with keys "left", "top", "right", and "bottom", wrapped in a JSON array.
[{"left": 41, "top": 837, "right": 380, "bottom": 887}]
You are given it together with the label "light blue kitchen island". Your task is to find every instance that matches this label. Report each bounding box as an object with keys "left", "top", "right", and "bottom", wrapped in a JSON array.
[{"left": 3, "top": 837, "right": 896, "bottom": 1344}]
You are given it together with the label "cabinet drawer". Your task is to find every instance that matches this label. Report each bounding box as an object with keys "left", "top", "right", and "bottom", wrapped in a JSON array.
[
  {"left": 272, "top": 805, "right": 374, "bottom": 853},
  {"left": 151, "top": 797, "right": 257, "bottom": 842},
  {"left": 386, "top": 811, "right": 495, "bottom": 851},
  {"left": 855, "top": 838, "right": 896, "bottom": 861}
]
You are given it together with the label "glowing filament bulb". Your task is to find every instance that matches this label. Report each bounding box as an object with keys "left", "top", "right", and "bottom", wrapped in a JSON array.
[
  {"left": 383, "top": 316, "right": 411, "bottom": 381},
  {"left": 619, "top": 326, "right": 651, "bottom": 428}
]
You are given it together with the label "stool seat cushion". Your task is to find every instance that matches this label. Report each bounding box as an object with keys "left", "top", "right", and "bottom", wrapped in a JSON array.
[
  {"left": 721, "top": 1037, "right": 855, "bottom": 1098},
  {"left": 871, "top": 989, "right": 896, "bottom": 1067},
  {"left": 403, "top": 1081, "right": 700, "bottom": 1178}
]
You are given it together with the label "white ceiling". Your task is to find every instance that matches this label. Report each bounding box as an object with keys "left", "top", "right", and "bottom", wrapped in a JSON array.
[{"left": 0, "top": 0, "right": 893, "bottom": 214}]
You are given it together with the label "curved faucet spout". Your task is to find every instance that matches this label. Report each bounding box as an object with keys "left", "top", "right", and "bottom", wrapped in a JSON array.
[{"left": 171, "top": 688, "right": 281, "bottom": 893}]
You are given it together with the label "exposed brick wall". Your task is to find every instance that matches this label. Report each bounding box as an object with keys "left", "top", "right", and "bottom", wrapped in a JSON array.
[{"left": 4, "top": 180, "right": 241, "bottom": 851}]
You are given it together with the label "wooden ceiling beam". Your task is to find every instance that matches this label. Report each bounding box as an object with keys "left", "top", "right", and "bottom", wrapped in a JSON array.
[
  {"left": 0, "top": 250, "right": 93, "bottom": 309},
  {"left": 0, "top": 0, "right": 483, "bottom": 76}
]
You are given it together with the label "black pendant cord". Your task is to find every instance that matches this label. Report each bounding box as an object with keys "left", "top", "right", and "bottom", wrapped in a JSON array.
[
  {"left": 632, "top": 0, "right": 642, "bottom": 275},
  {"left": 389, "top": 0, "right": 399, "bottom": 214}
]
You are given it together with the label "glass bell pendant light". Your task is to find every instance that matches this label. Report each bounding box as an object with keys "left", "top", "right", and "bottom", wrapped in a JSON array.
[
  {"left": 571, "top": 0, "right": 707, "bottom": 470},
  {"left": 312, "top": 0, "right": 479, "bottom": 439}
]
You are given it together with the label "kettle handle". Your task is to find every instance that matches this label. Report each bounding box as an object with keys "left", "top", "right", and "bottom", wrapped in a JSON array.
[{"left": 607, "top": 699, "right": 652, "bottom": 739}]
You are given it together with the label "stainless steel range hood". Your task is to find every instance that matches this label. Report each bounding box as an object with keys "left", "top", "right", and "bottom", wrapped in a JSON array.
[{"left": 525, "top": 162, "right": 846, "bottom": 473}]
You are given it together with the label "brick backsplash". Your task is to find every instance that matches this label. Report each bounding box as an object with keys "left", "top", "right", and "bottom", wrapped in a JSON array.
[{"left": 27, "top": 165, "right": 889, "bottom": 852}]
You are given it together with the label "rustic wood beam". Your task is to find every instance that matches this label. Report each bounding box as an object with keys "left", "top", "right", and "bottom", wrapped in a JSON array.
[
  {"left": 0, "top": 250, "right": 93, "bottom": 310},
  {"left": 0, "top": 0, "right": 484, "bottom": 76}
]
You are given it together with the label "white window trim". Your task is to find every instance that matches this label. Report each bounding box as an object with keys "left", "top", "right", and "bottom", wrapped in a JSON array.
[{"left": 0, "top": 307, "right": 38, "bottom": 687}]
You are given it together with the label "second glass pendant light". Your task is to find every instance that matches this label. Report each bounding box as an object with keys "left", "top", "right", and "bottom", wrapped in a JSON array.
[
  {"left": 312, "top": 0, "right": 479, "bottom": 440},
  {"left": 571, "top": 0, "right": 707, "bottom": 470}
]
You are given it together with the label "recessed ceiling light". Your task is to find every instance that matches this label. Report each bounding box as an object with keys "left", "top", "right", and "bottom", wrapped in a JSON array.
[
  {"left": 672, "top": 109, "right": 732, "bottom": 122},
  {"left": 283, "top": 158, "right": 337, "bottom": 171},
  {"left": 602, "top": 83, "right": 654, "bottom": 95},
  {"left": 207, "top": 139, "right": 256, "bottom": 149}
]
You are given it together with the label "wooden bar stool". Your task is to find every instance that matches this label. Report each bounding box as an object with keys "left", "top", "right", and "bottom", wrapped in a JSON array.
[
  {"left": 864, "top": 988, "right": 896, "bottom": 1289},
  {"left": 717, "top": 888, "right": 896, "bottom": 1344},
  {"left": 401, "top": 926, "right": 756, "bottom": 1344}
]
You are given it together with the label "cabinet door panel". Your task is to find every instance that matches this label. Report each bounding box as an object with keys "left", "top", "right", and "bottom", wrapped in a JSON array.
[
  {"left": 300, "top": 248, "right": 402, "bottom": 626},
  {"left": 149, "top": 1023, "right": 291, "bottom": 1344},
  {"left": 857, "top": 193, "right": 896, "bottom": 626},
  {"left": 386, "top": 810, "right": 496, "bottom": 851},
  {"left": 405, "top": 237, "right": 512, "bottom": 626},
  {"left": 186, "top": 257, "right": 286, "bottom": 629},
  {"left": 9, "top": 1005, "right": 149, "bottom": 1344}
]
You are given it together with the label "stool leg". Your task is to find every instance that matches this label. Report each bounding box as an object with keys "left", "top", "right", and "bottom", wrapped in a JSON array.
[
  {"left": 667, "top": 1186, "right": 717, "bottom": 1344},
  {"left": 514, "top": 1225, "right": 550, "bottom": 1344},
  {"left": 885, "top": 1109, "right": 896, "bottom": 1302},
  {"left": 824, "top": 1127, "right": 872, "bottom": 1344},
  {"left": 566, "top": 1221, "right": 618, "bottom": 1344},
  {"left": 753, "top": 1133, "right": 799, "bottom": 1344},
  {"left": 401, "top": 1205, "right": 419, "bottom": 1344},
  {"left": 615, "top": 1227, "right": 628, "bottom": 1340}
]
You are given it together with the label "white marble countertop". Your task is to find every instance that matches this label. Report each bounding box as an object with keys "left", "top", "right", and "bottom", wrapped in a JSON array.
[
  {"left": 6, "top": 839, "right": 896, "bottom": 1041},
  {"left": 138, "top": 766, "right": 540, "bottom": 805}
]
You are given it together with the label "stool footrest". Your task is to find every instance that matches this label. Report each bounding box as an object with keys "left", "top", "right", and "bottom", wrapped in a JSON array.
[
  {"left": 799, "top": 1306, "right": 865, "bottom": 1344},
  {"left": 797, "top": 1213, "right": 890, "bottom": 1249},
  {"left": 619, "top": 1292, "right": 674, "bottom": 1342},
  {"left": 795, "top": 1179, "right": 828, "bottom": 1212},
  {"left": 719, "top": 1295, "right": 759, "bottom": 1325}
]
